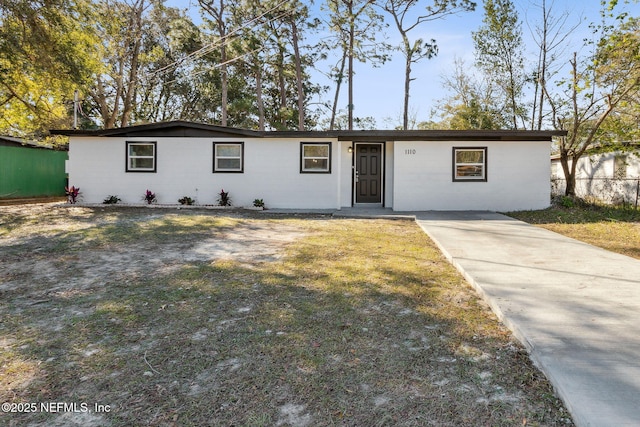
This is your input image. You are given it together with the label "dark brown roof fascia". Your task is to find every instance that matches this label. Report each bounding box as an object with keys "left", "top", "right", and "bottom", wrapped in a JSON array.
[
  {"left": 334, "top": 129, "right": 566, "bottom": 141},
  {"left": 251, "top": 129, "right": 566, "bottom": 141},
  {"left": 50, "top": 121, "right": 261, "bottom": 138},
  {"left": 51, "top": 121, "right": 566, "bottom": 141}
]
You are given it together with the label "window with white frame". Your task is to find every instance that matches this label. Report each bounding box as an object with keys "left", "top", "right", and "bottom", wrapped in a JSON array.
[
  {"left": 213, "top": 142, "right": 244, "bottom": 173},
  {"left": 126, "top": 141, "right": 157, "bottom": 172},
  {"left": 453, "top": 147, "right": 487, "bottom": 181},
  {"left": 301, "top": 142, "right": 331, "bottom": 173}
]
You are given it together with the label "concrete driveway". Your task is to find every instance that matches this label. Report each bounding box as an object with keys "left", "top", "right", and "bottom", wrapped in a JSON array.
[{"left": 415, "top": 211, "right": 640, "bottom": 427}]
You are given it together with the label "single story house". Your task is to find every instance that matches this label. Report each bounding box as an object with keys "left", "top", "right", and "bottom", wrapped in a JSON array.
[
  {"left": 0, "top": 135, "right": 68, "bottom": 200},
  {"left": 551, "top": 146, "right": 640, "bottom": 204},
  {"left": 53, "top": 121, "right": 565, "bottom": 211}
]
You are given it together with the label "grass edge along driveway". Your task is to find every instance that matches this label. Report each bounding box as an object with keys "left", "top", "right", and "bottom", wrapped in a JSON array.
[{"left": 508, "top": 202, "right": 640, "bottom": 260}]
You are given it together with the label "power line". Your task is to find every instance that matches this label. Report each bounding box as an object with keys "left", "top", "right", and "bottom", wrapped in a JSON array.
[
  {"left": 159, "top": 46, "right": 264, "bottom": 87},
  {"left": 145, "top": 0, "right": 293, "bottom": 80}
]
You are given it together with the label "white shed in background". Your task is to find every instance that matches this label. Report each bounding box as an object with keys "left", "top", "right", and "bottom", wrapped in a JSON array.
[{"left": 551, "top": 147, "right": 640, "bottom": 205}]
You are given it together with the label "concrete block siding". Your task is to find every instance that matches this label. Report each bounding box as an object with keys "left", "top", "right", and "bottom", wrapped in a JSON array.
[{"left": 60, "top": 122, "right": 561, "bottom": 211}]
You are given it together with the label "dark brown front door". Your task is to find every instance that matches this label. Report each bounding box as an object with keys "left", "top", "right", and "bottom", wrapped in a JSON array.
[{"left": 355, "top": 144, "right": 382, "bottom": 204}]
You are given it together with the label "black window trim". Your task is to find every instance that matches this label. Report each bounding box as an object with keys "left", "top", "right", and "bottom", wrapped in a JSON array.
[
  {"left": 300, "top": 141, "right": 332, "bottom": 174},
  {"left": 126, "top": 141, "right": 157, "bottom": 173},
  {"left": 213, "top": 141, "right": 245, "bottom": 173},
  {"left": 452, "top": 146, "right": 488, "bottom": 182}
]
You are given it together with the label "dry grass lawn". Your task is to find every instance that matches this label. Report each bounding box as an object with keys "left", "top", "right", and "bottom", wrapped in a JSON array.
[{"left": 0, "top": 204, "right": 572, "bottom": 426}]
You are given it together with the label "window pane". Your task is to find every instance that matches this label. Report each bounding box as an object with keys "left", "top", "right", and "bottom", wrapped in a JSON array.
[
  {"left": 304, "top": 158, "right": 328, "bottom": 170},
  {"left": 217, "top": 144, "right": 241, "bottom": 157},
  {"left": 303, "top": 145, "right": 329, "bottom": 158},
  {"left": 217, "top": 158, "right": 241, "bottom": 170},
  {"left": 457, "top": 165, "right": 484, "bottom": 177},
  {"left": 130, "top": 144, "right": 154, "bottom": 156},
  {"left": 456, "top": 150, "right": 483, "bottom": 163},
  {"left": 131, "top": 158, "right": 154, "bottom": 169}
]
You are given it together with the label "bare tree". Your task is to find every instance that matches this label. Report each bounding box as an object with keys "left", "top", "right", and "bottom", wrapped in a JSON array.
[
  {"left": 382, "top": 0, "right": 475, "bottom": 130},
  {"left": 548, "top": 14, "right": 640, "bottom": 196},
  {"left": 323, "top": 0, "right": 388, "bottom": 130},
  {"left": 526, "top": 0, "right": 580, "bottom": 130},
  {"left": 199, "top": 0, "right": 232, "bottom": 126},
  {"left": 434, "top": 58, "right": 509, "bottom": 129}
]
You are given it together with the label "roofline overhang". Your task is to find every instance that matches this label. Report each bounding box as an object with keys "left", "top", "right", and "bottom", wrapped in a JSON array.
[
  {"left": 0, "top": 135, "right": 66, "bottom": 150},
  {"left": 51, "top": 120, "right": 567, "bottom": 141},
  {"left": 51, "top": 120, "right": 261, "bottom": 138}
]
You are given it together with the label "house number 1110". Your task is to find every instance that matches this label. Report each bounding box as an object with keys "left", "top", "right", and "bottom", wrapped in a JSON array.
[{"left": 404, "top": 149, "right": 416, "bottom": 155}]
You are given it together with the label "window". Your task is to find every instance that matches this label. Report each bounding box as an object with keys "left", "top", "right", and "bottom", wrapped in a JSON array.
[
  {"left": 614, "top": 154, "right": 627, "bottom": 179},
  {"left": 126, "top": 142, "right": 156, "bottom": 172},
  {"left": 453, "top": 147, "right": 487, "bottom": 182},
  {"left": 213, "top": 142, "right": 244, "bottom": 173},
  {"left": 301, "top": 142, "right": 331, "bottom": 173}
]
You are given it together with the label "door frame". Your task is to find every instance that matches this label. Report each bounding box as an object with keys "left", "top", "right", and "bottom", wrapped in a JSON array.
[{"left": 352, "top": 142, "right": 385, "bottom": 207}]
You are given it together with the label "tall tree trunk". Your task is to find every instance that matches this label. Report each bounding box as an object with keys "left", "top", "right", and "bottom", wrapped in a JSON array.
[
  {"left": 347, "top": 0, "right": 355, "bottom": 130},
  {"left": 403, "top": 57, "right": 411, "bottom": 130},
  {"left": 290, "top": 19, "right": 304, "bottom": 131},
  {"left": 560, "top": 152, "right": 576, "bottom": 196},
  {"left": 199, "top": 0, "right": 228, "bottom": 126},
  {"left": 535, "top": 0, "right": 548, "bottom": 131},
  {"left": 508, "top": 62, "right": 518, "bottom": 129},
  {"left": 121, "top": 0, "right": 144, "bottom": 127},
  {"left": 218, "top": 1, "right": 228, "bottom": 126},
  {"left": 276, "top": 45, "right": 287, "bottom": 129},
  {"left": 255, "top": 63, "right": 265, "bottom": 131},
  {"left": 401, "top": 37, "right": 413, "bottom": 131},
  {"left": 330, "top": 52, "right": 347, "bottom": 130}
]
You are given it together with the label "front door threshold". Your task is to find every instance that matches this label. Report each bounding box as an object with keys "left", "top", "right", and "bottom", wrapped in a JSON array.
[{"left": 353, "top": 203, "right": 383, "bottom": 207}]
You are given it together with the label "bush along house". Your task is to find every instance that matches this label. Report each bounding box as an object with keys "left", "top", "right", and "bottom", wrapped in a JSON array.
[{"left": 52, "top": 121, "right": 565, "bottom": 211}]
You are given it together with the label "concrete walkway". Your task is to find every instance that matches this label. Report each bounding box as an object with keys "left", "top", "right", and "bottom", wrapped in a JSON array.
[{"left": 414, "top": 211, "right": 640, "bottom": 427}]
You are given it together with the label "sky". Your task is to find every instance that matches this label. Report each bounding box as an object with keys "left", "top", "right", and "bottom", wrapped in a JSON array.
[
  {"left": 330, "top": 0, "right": 640, "bottom": 128},
  {"left": 169, "top": 0, "right": 640, "bottom": 129}
]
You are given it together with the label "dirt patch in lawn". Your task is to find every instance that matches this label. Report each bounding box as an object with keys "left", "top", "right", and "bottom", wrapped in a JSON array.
[
  {"left": 1, "top": 204, "right": 305, "bottom": 303},
  {"left": 0, "top": 203, "right": 573, "bottom": 426}
]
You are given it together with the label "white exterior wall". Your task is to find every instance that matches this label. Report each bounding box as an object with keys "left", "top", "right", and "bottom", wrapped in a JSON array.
[
  {"left": 552, "top": 152, "right": 640, "bottom": 180},
  {"left": 68, "top": 135, "right": 552, "bottom": 211},
  {"left": 392, "top": 140, "right": 551, "bottom": 211},
  {"left": 384, "top": 142, "right": 394, "bottom": 208},
  {"left": 339, "top": 141, "right": 353, "bottom": 208},
  {"left": 551, "top": 151, "right": 640, "bottom": 204},
  {"left": 68, "top": 136, "right": 341, "bottom": 208}
]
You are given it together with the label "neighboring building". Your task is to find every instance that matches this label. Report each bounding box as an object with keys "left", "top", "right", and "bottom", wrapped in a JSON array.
[
  {"left": 0, "top": 136, "right": 68, "bottom": 199},
  {"left": 551, "top": 147, "right": 640, "bottom": 204},
  {"left": 53, "top": 121, "right": 564, "bottom": 211}
]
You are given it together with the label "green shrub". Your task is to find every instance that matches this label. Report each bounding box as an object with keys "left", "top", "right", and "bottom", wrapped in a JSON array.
[
  {"left": 178, "top": 196, "right": 195, "bottom": 205},
  {"left": 217, "top": 189, "right": 231, "bottom": 206},
  {"left": 103, "top": 195, "right": 121, "bottom": 204}
]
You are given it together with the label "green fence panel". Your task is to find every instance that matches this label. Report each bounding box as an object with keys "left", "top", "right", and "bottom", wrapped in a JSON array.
[{"left": 0, "top": 145, "right": 68, "bottom": 198}]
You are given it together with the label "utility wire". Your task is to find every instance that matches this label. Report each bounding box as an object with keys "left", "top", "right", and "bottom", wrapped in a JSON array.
[
  {"left": 159, "top": 46, "right": 264, "bottom": 87},
  {"left": 145, "top": 0, "right": 292, "bottom": 80}
]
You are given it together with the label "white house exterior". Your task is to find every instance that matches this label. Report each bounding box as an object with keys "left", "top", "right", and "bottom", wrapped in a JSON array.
[
  {"left": 551, "top": 148, "right": 640, "bottom": 204},
  {"left": 54, "top": 121, "right": 564, "bottom": 211}
]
